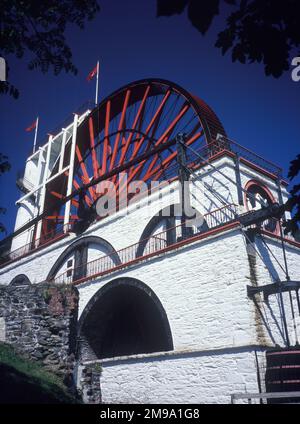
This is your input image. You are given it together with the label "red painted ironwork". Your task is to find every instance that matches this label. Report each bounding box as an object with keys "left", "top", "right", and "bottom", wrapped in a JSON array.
[
  {"left": 119, "top": 85, "right": 150, "bottom": 165},
  {"left": 75, "top": 145, "right": 96, "bottom": 200},
  {"left": 88, "top": 117, "right": 100, "bottom": 179},
  {"left": 109, "top": 89, "right": 131, "bottom": 171},
  {"left": 102, "top": 99, "right": 111, "bottom": 175}
]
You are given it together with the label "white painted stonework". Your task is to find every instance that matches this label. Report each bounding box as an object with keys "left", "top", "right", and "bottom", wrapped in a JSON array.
[
  {"left": 0, "top": 317, "right": 6, "bottom": 342},
  {"left": 1, "top": 154, "right": 300, "bottom": 404},
  {"left": 99, "top": 349, "right": 264, "bottom": 404}
]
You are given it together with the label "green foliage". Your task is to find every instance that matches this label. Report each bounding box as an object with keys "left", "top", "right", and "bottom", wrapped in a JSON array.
[
  {"left": 284, "top": 154, "right": 300, "bottom": 236},
  {"left": 0, "top": 81, "right": 19, "bottom": 99},
  {"left": 91, "top": 362, "right": 102, "bottom": 374},
  {"left": 157, "top": 0, "right": 300, "bottom": 78},
  {"left": 157, "top": 0, "right": 189, "bottom": 17},
  {"left": 0, "top": 342, "right": 79, "bottom": 403},
  {"left": 288, "top": 154, "right": 300, "bottom": 181},
  {"left": 0, "top": 154, "right": 11, "bottom": 234},
  {"left": 43, "top": 288, "right": 52, "bottom": 304},
  {"left": 0, "top": 0, "right": 100, "bottom": 96}
]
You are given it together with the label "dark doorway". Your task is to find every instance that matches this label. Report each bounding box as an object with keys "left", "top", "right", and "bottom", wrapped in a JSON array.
[{"left": 78, "top": 278, "right": 173, "bottom": 360}]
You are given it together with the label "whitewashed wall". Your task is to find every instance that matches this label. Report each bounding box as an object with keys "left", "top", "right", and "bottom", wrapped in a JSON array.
[
  {"left": 1, "top": 154, "right": 299, "bottom": 404},
  {"left": 77, "top": 228, "right": 299, "bottom": 404},
  {"left": 99, "top": 348, "right": 264, "bottom": 404}
]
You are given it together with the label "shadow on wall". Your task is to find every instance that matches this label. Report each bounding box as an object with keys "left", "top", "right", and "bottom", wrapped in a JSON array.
[{"left": 256, "top": 236, "right": 288, "bottom": 345}]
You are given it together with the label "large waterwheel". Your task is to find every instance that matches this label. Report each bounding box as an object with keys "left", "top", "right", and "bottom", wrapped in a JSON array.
[{"left": 41, "top": 78, "right": 226, "bottom": 237}]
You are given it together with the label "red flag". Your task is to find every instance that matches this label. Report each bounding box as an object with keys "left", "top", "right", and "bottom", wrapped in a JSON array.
[
  {"left": 87, "top": 64, "right": 98, "bottom": 82},
  {"left": 25, "top": 119, "right": 37, "bottom": 132}
]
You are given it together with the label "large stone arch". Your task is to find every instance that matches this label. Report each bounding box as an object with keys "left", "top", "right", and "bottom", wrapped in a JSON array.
[
  {"left": 47, "top": 235, "right": 121, "bottom": 282},
  {"left": 77, "top": 277, "right": 174, "bottom": 361}
]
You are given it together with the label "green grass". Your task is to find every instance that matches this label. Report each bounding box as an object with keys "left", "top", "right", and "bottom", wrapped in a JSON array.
[{"left": 0, "top": 342, "right": 80, "bottom": 403}]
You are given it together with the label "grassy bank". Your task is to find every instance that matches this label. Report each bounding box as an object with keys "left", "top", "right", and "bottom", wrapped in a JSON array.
[{"left": 0, "top": 342, "right": 79, "bottom": 403}]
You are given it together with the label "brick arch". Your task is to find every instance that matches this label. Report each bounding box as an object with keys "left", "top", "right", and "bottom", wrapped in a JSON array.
[
  {"left": 47, "top": 235, "right": 121, "bottom": 282},
  {"left": 77, "top": 277, "right": 174, "bottom": 361},
  {"left": 10, "top": 274, "right": 31, "bottom": 286}
]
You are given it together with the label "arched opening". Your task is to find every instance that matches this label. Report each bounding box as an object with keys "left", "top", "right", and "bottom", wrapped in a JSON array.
[
  {"left": 245, "top": 180, "right": 279, "bottom": 234},
  {"left": 78, "top": 278, "right": 173, "bottom": 361},
  {"left": 10, "top": 274, "right": 31, "bottom": 286},
  {"left": 47, "top": 235, "right": 121, "bottom": 283},
  {"left": 136, "top": 203, "right": 208, "bottom": 257}
]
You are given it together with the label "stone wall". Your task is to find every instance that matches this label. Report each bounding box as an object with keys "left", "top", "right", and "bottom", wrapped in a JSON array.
[
  {"left": 79, "top": 364, "right": 102, "bottom": 404},
  {"left": 0, "top": 283, "right": 79, "bottom": 387}
]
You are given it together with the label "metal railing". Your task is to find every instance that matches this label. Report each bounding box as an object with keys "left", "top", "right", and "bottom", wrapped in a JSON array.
[
  {"left": 52, "top": 204, "right": 238, "bottom": 285},
  {"left": 187, "top": 137, "right": 283, "bottom": 178},
  {"left": 228, "top": 140, "right": 283, "bottom": 177},
  {"left": 0, "top": 223, "right": 72, "bottom": 266},
  {"left": 231, "top": 391, "right": 300, "bottom": 404}
]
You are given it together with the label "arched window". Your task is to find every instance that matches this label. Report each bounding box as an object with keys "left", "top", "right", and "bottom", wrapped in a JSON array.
[
  {"left": 245, "top": 180, "right": 278, "bottom": 234},
  {"left": 47, "top": 236, "right": 121, "bottom": 283},
  {"left": 137, "top": 204, "right": 208, "bottom": 257}
]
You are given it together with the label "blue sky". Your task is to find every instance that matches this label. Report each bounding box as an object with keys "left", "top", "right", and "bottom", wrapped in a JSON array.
[{"left": 0, "top": 0, "right": 299, "bottom": 236}]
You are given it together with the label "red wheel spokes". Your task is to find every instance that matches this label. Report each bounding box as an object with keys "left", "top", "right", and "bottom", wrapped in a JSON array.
[
  {"left": 119, "top": 85, "right": 150, "bottom": 166},
  {"left": 115, "top": 89, "right": 172, "bottom": 194},
  {"left": 42, "top": 79, "right": 226, "bottom": 235},
  {"left": 102, "top": 100, "right": 111, "bottom": 175},
  {"left": 124, "top": 102, "right": 190, "bottom": 189},
  {"left": 71, "top": 176, "right": 92, "bottom": 207},
  {"left": 75, "top": 145, "right": 97, "bottom": 201},
  {"left": 50, "top": 190, "right": 79, "bottom": 208},
  {"left": 130, "top": 89, "right": 171, "bottom": 160},
  {"left": 89, "top": 117, "right": 100, "bottom": 179},
  {"left": 110, "top": 89, "right": 131, "bottom": 172}
]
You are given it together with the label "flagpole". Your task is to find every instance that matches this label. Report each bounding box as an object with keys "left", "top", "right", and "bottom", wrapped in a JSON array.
[
  {"left": 95, "top": 61, "right": 99, "bottom": 105},
  {"left": 33, "top": 117, "right": 39, "bottom": 154}
]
